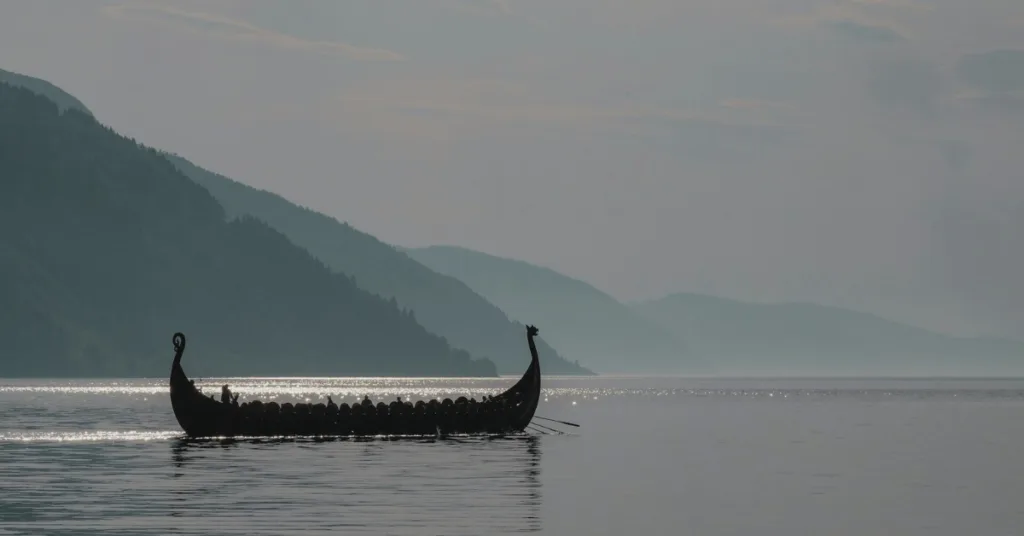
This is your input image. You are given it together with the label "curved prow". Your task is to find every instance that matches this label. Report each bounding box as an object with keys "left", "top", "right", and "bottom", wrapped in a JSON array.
[
  {"left": 492, "top": 324, "right": 543, "bottom": 431},
  {"left": 170, "top": 332, "right": 192, "bottom": 394},
  {"left": 169, "top": 332, "right": 223, "bottom": 437},
  {"left": 172, "top": 332, "right": 186, "bottom": 367},
  {"left": 526, "top": 325, "right": 539, "bottom": 362}
]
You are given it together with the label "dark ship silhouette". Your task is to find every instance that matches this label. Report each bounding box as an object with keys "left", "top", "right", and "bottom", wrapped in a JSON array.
[{"left": 169, "top": 326, "right": 543, "bottom": 438}]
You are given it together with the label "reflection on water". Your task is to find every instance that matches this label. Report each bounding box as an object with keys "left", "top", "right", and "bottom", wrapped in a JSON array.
[
  {"left": 0, "top": 430, "right": 180, "bottom": 442},
  {"left": 0, "top": 431, "right": 542, "bottom": 535},
  {"left": 6, "top": 377, "right": 1024, "bottom": 535},
  {"left": 0, "top": 377, "right": 556, "bottom": 535}
]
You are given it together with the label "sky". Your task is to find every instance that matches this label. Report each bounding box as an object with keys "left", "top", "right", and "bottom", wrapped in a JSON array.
[{"left": 1, "top": 0, "right": 1023, "bottom": 337}]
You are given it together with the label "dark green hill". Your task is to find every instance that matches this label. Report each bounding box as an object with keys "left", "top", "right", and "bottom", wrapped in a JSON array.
[
  {"left": 634, "top": 293, "right": 1024, "bottom": 376},
  {"left": 0, "top": 82, "right": 495, "bottom": 378},
  {"left": 0, "top": 68, "right": 92, "bottom": 115},
  {"left": 404, "top": 246, "right": 704, "bottom": 374},
  {"left": 165, "top": 155, "right": 592, "bottom": 375}
]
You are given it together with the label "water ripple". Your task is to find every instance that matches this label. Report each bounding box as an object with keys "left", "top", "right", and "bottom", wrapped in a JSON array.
[
  {"left": 0, "top": 431, "right": 182, "bottom": 443},
  {"left": 4, "top": 377, "right": 1024, "bottom": 535}
]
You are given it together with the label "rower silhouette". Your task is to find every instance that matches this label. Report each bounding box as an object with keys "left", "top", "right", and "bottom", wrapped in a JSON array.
[{"left": 221, "top": 384, "right": 233, "bottom": 404}]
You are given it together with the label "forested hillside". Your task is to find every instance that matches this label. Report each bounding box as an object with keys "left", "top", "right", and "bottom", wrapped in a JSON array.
[
  {"left": 0, "top": 68, "right": 92, "bottom": 115},
  {"left": 0, "top": 82, "right": 496, "bottom": 378}
]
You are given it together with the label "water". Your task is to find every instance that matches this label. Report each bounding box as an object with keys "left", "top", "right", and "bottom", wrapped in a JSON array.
[{"left": 3, "top": 376, "right": 1024, "bottom": 535}]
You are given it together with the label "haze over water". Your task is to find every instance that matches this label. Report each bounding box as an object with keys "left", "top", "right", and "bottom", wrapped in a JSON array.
[{"left": 3, "top": 376, "right": 1024, "bottom": 535}]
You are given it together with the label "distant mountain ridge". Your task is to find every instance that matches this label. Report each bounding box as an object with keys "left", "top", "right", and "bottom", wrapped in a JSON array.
[
  {"left": 404, "top": 246, "right": 704, "bottom": 374},
  {"left": 0, "top": 77, "right": 495, "bottom": 378},
  {"left": 0, "top": 68, "right": 92, "bottom": 115},
  {"left": 165, "top": 155, "right": 592, "bottom": 375},
  {"left": 633, "top": 292, "right": 1024, "bottom": 376}
]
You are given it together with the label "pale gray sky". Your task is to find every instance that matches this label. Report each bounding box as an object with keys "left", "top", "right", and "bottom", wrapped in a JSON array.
[{"left": 2, "top": 0, "right": 1022, "bottom": 336}]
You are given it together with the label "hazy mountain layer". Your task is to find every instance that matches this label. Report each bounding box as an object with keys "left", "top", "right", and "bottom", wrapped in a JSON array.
[
  {"left": 634, "top": 293, "right": 1024, "bottom": 376},
  {"left": 0, "top": 68, "right": 92, "bottom": 116},
  {"left": 166, "top": 156, "right": 592, "bottom": 375},
  {"left": 405, "top": 246, "right": 704, "bottom": 374},
  {"left": 0, "top": 81, "right": 496, "bottom": 378}
]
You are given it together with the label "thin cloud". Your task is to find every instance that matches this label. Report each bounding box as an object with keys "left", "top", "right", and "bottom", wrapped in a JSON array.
[
  {"left": 826, "top": 19, "right": 906, "bottom": 43},
  {"left": 952, "top": 50, "right": 1024, "bottom": 115},
  {"left": 435, "top": 0, "right": 512, "bottom": 17},
  {"left": 957, "top": 50, "right": 1024, "bottom": 93},
  {"left": 771, "top": 0, "right": 914, "bottom": 35},
  {"left": 719, "top": 99, "right": 796, "bottom": 111},
  {"left": 849, "top": 0, "right": 932, "bottom": 10},
  {"left": 332, "top": 77, "right": 803, "bottom": 145},
  {"left": 102, "top": 3, "right": 405, "bottom": 62},
  {"left": 341, "top": 80, "right": 688, "bottom": 124},
  {"left": 953, "top": 91, "right": 1024, "bottom": 117}
]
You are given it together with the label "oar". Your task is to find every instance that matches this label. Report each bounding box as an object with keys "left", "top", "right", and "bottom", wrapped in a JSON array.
[
  {"left": 535, "top": 416, "right": 579, "bottom": 428},
  {"left": 526, "top": 425, "right": 551, "bottom": 435},
  {"left": 530, "top": 422, "right": 565, "bottom": 434}
]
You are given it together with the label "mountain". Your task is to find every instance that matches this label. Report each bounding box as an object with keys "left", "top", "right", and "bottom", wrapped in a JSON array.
[
  {"left": 0, "top": 81, "right": 496, "bottom": 378},
  {"left": 404, "top": 246, "right": 702, "bottom": 374},
  {"left": 0, "top": 68, "right": 92, "bottom": 116},
  {"left": 164, "top": 155, "right": 592, "bottom": 376},
  {"left": 634, "top": 293, "right": 1024, "bottom": 376}
]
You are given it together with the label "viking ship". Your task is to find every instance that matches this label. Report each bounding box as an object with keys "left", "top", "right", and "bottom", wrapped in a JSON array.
[{"left": 169, "top": 325, "right": 542, "bottom": 438}]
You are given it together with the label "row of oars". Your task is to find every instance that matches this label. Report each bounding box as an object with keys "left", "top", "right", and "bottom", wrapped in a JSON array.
[{"left": 526, "top": 416, "right": 579, "bottom": 435}]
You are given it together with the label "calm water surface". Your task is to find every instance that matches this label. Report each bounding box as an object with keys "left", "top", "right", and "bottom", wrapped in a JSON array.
[{"left": 2, "top": 376, "right": 1024, "bottom": 535}]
